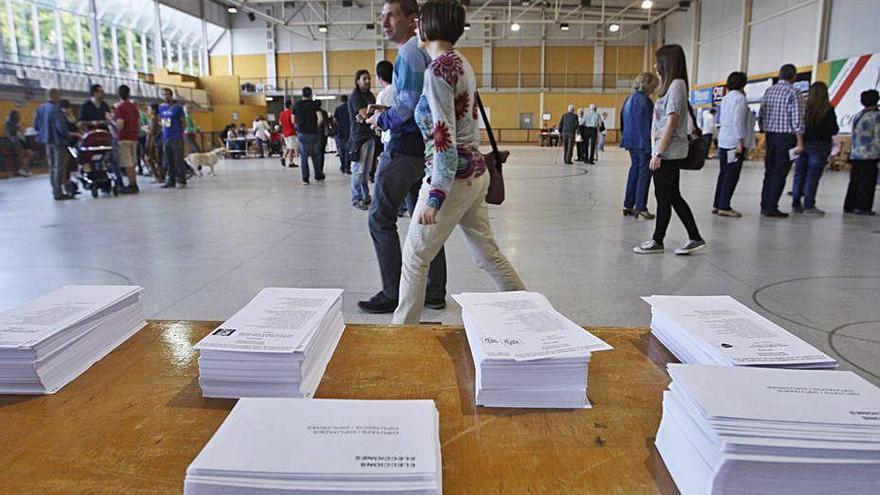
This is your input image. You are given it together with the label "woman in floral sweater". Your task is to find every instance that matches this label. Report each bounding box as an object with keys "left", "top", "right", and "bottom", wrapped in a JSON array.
[{"left": 393, "top": 0, "right": 525, "bottom": 324}]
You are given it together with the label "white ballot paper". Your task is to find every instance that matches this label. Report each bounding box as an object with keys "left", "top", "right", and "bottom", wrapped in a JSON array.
[
  {"left": 454, "top": 291, "right": 612, "bottom": 362},
  {"left": 454, "top": 291, "right": 611, "bottom": 409},
  {"left": 656, "top": 364, "right": 880, "bottom": 495},
  {"left": 185, "top": 398, "right": 442, "bottom": 495},
  {"left": 193, "top": 288, "right": 345, "bottom": 399},
  {"left": 194, "top": 288, "right": 343, "bottom": 353},
  {"left": 643, "top": 295, "right": 837, "bottom": 368},
  {"left": 0, "top": 285, "right": 145, "bottom": 394},
  {"left": 726, "top": 149, "right": 738, "bottom": 163},
  {"left": 788, "top": 147, "right": 800, "bottom": 162}
]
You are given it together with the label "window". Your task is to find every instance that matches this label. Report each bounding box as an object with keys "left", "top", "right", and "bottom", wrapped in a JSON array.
[
  {"left": 11, "top": 1, "right": 34, "bottom": 64},
  {"left": 60, "top": 12, "right": 80, "bottom": 68},
  {"left": 116, "top": 27, "right": 130, "bottom": 71},
  {"left": 79, "top": 15, "right": 93, "bottom": 70},
  {"left": 130, "top": 30, "right": 143, "bottom": 71},
  {"left": 37, "top": 7, "right": 56, "bottom": 62}
]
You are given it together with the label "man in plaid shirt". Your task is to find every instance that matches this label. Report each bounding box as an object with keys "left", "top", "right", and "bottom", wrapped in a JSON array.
[{"left": 758, "top": 64, "right": 805, "bottom": 217}]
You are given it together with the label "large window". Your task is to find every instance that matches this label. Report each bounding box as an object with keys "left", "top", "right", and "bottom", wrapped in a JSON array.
[
  {"left": 37, "top": 7, "right": 56, "bottom": 63},
  {"left": 99, "top": 23, "right": 112, "bottom": 70},
  {"left": 11, "top": 2, "right": 33, "bottom": 64}
]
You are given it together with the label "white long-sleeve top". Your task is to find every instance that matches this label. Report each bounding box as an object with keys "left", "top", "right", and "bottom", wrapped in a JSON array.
[{"left": 718, "top": 90, "right": 755, "bottom": 150}]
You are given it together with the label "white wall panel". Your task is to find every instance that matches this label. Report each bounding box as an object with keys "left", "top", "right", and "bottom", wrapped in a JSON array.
[
  {"left": 827, "top": 0, "right": 880, "bottom": 60},
  {"left": 747, "top": 0, "right": 817, "bottom": 75},
  {"left": 664, "top": 8, "right": 695, "bottom": 65},
  {"left": 697, "top": 31, "right": 742, "bottom": 85}
]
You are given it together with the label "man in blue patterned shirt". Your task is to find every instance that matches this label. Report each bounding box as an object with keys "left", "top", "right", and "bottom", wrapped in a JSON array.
[
  {"left": 359, "top": 0, "right": 447, "bottom": 314},
  {"left": 758, "top": 64, "right": 805, "bottom": 217}
]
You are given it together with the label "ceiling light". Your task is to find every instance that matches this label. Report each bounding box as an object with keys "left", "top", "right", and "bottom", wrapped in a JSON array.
[
  {"left": 560, "top": 23, "right": 570, "bottom": 31},
  {"left": 265, "top": 96, "right": 274, "bottom": 101},
  {"left": 315, "top": 95, "right": 336, "bottom": 100},
  {"left": 608, "top": 23, "right": 620, "bottom": 32},
  {"left": 318, "top": 24, "right": 328, "bottom": 33},
  {"left": 464, "top": 23, "right": 471, "bottom": 31},
  {"left": 510, "top": 22, "right": 521, "bottom": 32},
  {"left": 227, "top": 6, "right": 238, "bottom": 13},
  {"left": 641, "top": 0, "right": 653, "bottom": 8},
  {"left": 521, "top": 0, "right": 530, "bottom": 5}
]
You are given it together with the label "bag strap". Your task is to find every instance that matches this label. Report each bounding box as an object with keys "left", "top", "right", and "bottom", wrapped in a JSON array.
[
  {"left": 475, "top": 92, "right": 502, "bottom": 171},
  {"left": 687, "top": 103, "right": 702, "bottom": 135}
]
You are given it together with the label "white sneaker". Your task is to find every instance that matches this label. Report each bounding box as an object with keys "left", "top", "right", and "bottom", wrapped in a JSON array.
[
  {"left": 633, "top": 240, "right": 665, "bottom": 254},
  {"left": 674, "top": 239, "right": 707, "bottom": 255}
]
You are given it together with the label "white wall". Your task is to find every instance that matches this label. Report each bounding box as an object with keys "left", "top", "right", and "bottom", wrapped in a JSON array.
[
  {"left": 748, "top": 0, "right": 817, "bottom": 75},
  {"left": 664, "top": 7, "right": 695, "bottom": 66},
  {"left": 827, "top": 0, "right": 880, "bottom": 61},
  {"left": 696, "top": 0, "right": 742, "bottom": 85}
]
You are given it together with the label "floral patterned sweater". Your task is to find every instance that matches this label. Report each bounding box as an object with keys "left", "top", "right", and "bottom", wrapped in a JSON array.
[{"left": 415, "top": 50, "right": 486, "bottom": 209}]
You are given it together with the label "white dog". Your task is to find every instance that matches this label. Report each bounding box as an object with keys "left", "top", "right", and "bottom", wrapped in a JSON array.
[{"left": 185, "top": 148, "right": 224, "bottom": 176}]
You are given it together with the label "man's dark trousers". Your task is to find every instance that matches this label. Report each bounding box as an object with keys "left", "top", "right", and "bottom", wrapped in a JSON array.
[
  {"left": 368, "top": 150, "right": 446, "bottom": 301},
  {"left": 761, "top": 132, "right": 797, "bottom": 212}
]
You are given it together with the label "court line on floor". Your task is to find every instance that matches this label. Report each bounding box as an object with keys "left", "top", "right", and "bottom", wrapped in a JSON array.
[{"left": 828, "top": 320, "right": 880, "bottom": 380}]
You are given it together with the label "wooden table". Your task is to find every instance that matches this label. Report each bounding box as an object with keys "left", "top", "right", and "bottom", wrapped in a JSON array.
[{"left": 0, "top": 322, "right": 679, "bottom": 494}]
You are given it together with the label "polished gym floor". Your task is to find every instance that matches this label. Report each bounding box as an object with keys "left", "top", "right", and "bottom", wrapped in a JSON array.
[{"left": 1, "top": 146, "right": 878, "bottom": 383}]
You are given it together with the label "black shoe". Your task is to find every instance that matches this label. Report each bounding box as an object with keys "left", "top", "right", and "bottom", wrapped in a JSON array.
[
  {"left": 358, "top": 292, "right": 399, "bottom": 314},
  {"left": 315, "top": 175, "right": 326, "bottom": 181},
  {"left": 53, "top": 194, "right": 74, "bottom": 201},
  {"left": 121, "top": 185, "right": 139, "bottom": 194},
  {"left": 281, "top": 159, "right": 286, "bottom": 167},
  {"left": 302, "top": 179, "right": 310, "bottom": 186},
  {"left": 424, "top": 297, "right": 446, "bottom": 310},
  {"left": 162, "top": 182, "right": 176, "bottom": 188},
  {"left": 762, "top": 209, "right": 789, "bottom": 218}
]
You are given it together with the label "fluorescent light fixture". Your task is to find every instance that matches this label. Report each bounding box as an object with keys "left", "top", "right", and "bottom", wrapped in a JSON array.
[
  {"left": 318, "top": 24, "right": 328, "bottom": 33},
  {"left": 227, "top": 6, "right": 238, "bottom": 13},
  {"left": 510, "top": 22, "right": 521, "bottom": 32},
  {"left": 315, "top": 95, "right": 337, "bottom": 100},
  {"left": 464, "top": 23, "right": 471, "bottom": 31},
  {"left": 608, "top": 23, "right": 620, "bottom": 32},
  {"left": 265, "top": 96, "right": 274, "bottom": 101},
  {"left": 560, "top": 23, "right": 570, "bottom": 31},
  {"left": 641, "top": 0, "right": 653, "bottom": 8}
]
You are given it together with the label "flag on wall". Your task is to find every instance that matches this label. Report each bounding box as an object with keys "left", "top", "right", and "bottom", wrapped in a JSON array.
[{"left": 828, "top": 53, "right": 880, "bottom": 134}]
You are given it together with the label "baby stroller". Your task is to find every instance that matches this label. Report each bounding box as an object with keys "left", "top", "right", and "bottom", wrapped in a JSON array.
[{"left": 68, "top": 129, "right": 122, "bottom": 198}]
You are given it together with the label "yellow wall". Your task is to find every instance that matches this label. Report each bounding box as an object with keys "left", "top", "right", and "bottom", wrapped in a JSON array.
[
  {"left": 232, "top": 54, "right": 268, "bottom": 80},
  {"left": 0, "top": 100, "right": 42, "bottom": 128},
  {"left": 209, "top": 55, "right": 229, "bottom": 76},
  {"left": 479, "top": 91, "right": 629, "bottom": 130},
  {"left": 604, "top": 45, "right": 645, "bottom": 75},
  {"left": 328, "top": 50, "right": 374, "bottom": 78},
  {"left": 458, "top": 47, "right": 482, "bottom": 75},
  {"left": 199, "top": 75, "right": 241, "bottom": 105}
]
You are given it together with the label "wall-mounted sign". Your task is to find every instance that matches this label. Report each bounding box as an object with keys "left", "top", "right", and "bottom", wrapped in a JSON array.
[{"left": 829, "top": 52, "right": 880, "bottom": 134}]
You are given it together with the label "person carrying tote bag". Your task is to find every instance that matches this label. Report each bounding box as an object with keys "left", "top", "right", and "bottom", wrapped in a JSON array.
[{"left": 633, "top": 44, "right": 706, "bottom": 256}]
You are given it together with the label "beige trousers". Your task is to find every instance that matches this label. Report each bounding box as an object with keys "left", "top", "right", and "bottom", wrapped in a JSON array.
[{"left": 393, "top": 172, "right": 526, "bottom": 324}]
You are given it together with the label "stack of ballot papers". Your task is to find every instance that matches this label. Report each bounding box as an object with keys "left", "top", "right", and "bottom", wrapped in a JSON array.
[
  {"left": 453, "top": 291, "right": 612, "bottom": 408},
  {"left": 194, "top": 288, "right": 344, "bottom": 398},
  {"left": 0, "top": 285, "right": 145, "bottom": 394},
  {"left": 643, "top": 295, "right": 837, "bottom": 368},
  {"left": 656, "top": 364, "right": 880, "bottom": 495},
  {"left": 185, "top": 398, "right": 442, "bottom": 495}
]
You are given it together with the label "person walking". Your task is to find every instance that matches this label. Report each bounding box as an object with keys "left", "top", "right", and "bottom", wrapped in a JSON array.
[
  {"left": 634, "top": 44, "right": 706, "bottom": 255},
  {"left": 360, "top": 0, "right": 447, "bottom": 314},
  {"left": 5, "top": 110, "right": 33, "bottom": 177},
  {"left": 844, "top": 89, "right": 880, "bottom": 215},
  {"left": 292, "top": 87, "right": 324, "bottom": 185},
  {"left": 576, "top": 107, "right": 586, "bottom": 162},
  {"left": 701, "top": 108, "right": 718, "bottom": 158},
  {"left": 393, "top": 0, "right": 524, "bottom": 324},
  {"left": 253, "top": 116, "right": 270, "bottom": 158},
  {"left": 349, "top": 70, "right": 377, "bottom": 210},
  {"left": 279, "top": 100, "right": 298, "bottom": 168},
  {"left": 159, "top": 88, "right": 187, "bottom": 189},
  {"left": 582, "top": 104, "right": 601, "bottom": 164},
  {"left": 145, "top": 103, "right": 164, "bottom": 183},
  {"left": 184, "top": 104, "right": 201, "bottom": 154},
  {"left": 714, "top": 71, "right": 754, "bottom": 218},
  {"left": 621, "top": 72, "right": 658, "bottom": 220},
  {"left": 113, "top": 84, "right": 141, "bottom": 193},
  {"left": 758, "top": 64, "right": 805, "bottom": 217},
  {"left": 791, "top": 81, "right": 838, "bottom": 215},
  {"left": 33, "top": 88, "right": 72, "bottom": 200},
  {"left": 558, "top": 105, "right": 578, "bottom": 165},
  {"left": 334, "top": 95, "right": 352, "bottom": 174}
]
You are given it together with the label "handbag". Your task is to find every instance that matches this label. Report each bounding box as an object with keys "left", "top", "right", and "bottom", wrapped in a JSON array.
[
  {"left": 475, "top": 92, "right": 507, "bottom": 205},
  {"left": 679, "top": 104, "right": 707, "bottom": 171}
]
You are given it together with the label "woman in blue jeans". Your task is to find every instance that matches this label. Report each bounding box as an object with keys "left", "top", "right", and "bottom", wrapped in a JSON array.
[
  {"left": 620, "top": 72, "right": 659, "bottom": 219},
  {"left": 792, "top": 81, "right": 838, "bottom": 215}
]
